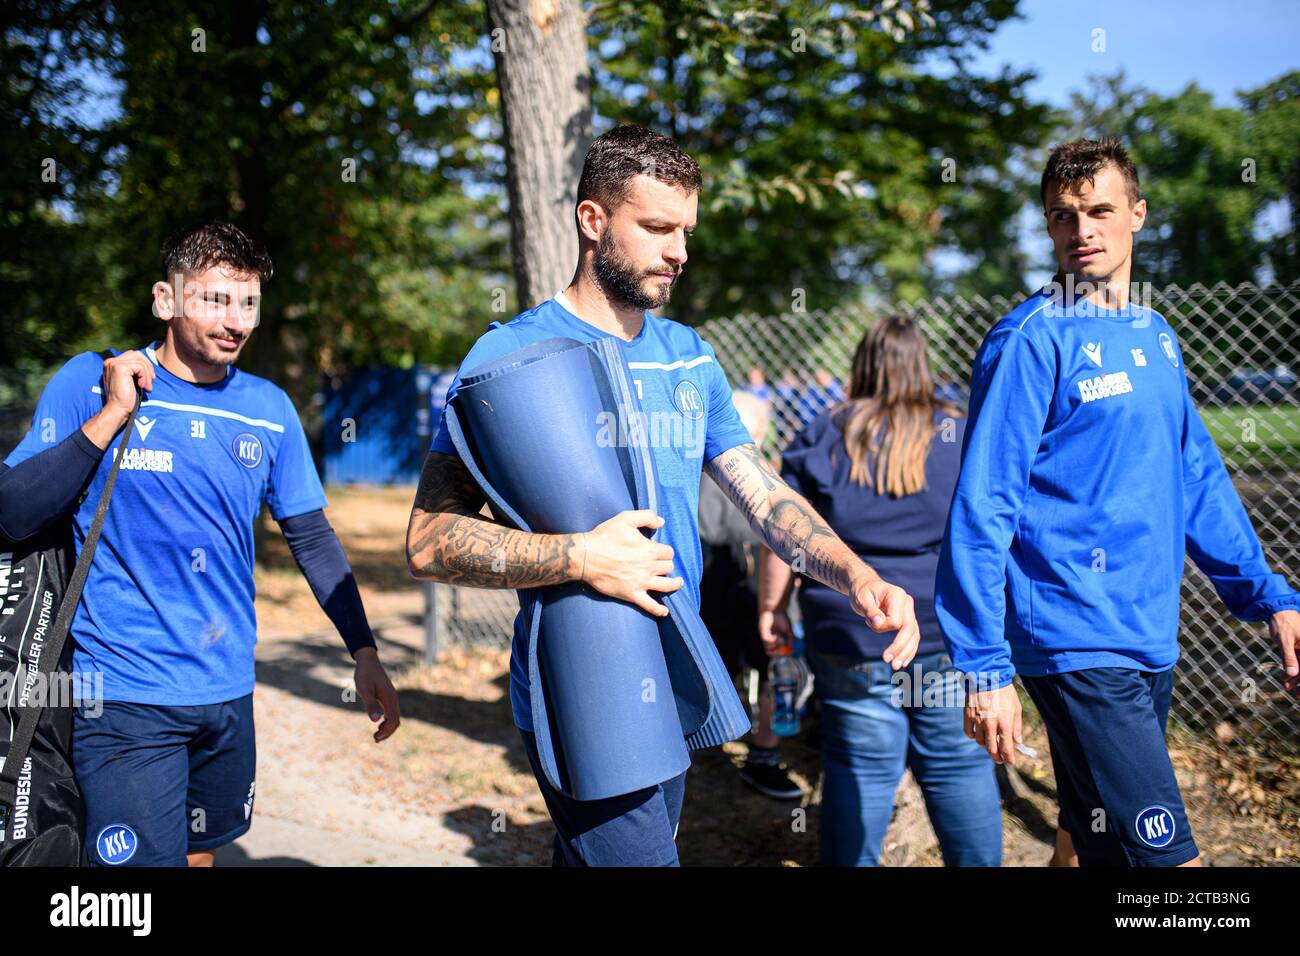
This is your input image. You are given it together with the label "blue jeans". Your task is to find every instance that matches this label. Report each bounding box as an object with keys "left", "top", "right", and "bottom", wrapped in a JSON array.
[
  {"left": 808, "top": 649, "right": 1002, "bottom": 867},
  {"left": 520, "top": 729, "right": 686, "bottom": 866}
]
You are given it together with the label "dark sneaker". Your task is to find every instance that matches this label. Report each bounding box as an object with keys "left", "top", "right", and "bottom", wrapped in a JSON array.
[{"left": 739, "top": 761, "right": 804, "bottom": 800}]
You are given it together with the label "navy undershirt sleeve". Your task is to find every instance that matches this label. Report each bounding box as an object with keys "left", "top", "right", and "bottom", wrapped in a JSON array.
[
  {"left": 0, "top": 428, "right": 105, "bottom": 541},
  {"left": 277, "top": 508, "right": 377, "bottom": 657}
]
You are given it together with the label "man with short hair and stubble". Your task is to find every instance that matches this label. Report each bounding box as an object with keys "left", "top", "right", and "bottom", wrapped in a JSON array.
[
  {"left": 0, "top": 222, "right": 400, "bottom": 866},
  {"left": 935, "top": 138, "right": 1300, "bottom": 867},
  {"left": 406, "top": 124, "right": 921, "bottom": 867}
]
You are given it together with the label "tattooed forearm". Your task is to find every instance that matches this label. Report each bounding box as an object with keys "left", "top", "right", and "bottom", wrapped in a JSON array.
[
  {"left": 412, "top": 450, "right": 485, "bottom": 515},
  {"left": 715, "top": 443, "right": 780, "bottom": 524},
  {"left": 707, "top": 443, "right": 863, "bottom": 596},
  {"left": 762, "top": 499, "right": 855, "bottom": 594},
  {"left": 408, "top": 513, "right": 583, "bottom": 588},
  {"left": 406, "top": 452, "right": 583, "bottom": 588}
]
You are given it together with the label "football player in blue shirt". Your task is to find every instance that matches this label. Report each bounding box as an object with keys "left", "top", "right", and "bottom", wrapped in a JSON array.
[
  {"left": 407, "top": 124, "right": 921, "bottom": 867},
  {"left": 0, "top": 222, "right": 400, "bottom": 866},
  {"left": 935, "top": 138, "right": 1300, "bottom": 867}
]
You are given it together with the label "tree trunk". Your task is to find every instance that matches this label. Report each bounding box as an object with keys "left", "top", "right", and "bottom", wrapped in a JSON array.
[{"left": 487, "top": 0, "right": 592, "bottom": 311}]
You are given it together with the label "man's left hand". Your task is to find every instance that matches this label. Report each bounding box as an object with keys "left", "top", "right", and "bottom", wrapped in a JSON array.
[
  {"left": 1269, "top": 609, "right": 1300, "bottom": 697},
  {"left": 849, "top": 574, "right": 920, "bottom": 670},
  {"left": 353, "top": 647, "right": 401, "bottom": 741}
]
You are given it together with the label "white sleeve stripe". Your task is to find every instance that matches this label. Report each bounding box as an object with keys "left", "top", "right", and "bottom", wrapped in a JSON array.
[
  {"left": 626, "top": 355, "right": 714, "bottom": 371},
  {"left": 1017, "top": 299, "right": 1051, "bottom": 330}
]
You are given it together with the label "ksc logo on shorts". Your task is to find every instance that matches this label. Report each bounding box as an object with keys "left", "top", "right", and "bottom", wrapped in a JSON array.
[
  {"left": 673, "top": 380, "right": 704, "bottom": 420},
  {"left": 1135, "top": 805, "right": 1176, "bottom": 848},
  {"left": 232, "top": 432, "right": 263, "bottom": 469},
  {"left": 97, "top": 823, "right": 138, "bottom": 865}
]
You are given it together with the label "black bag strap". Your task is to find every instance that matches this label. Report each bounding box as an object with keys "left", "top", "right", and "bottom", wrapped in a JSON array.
[{"left": 0, "top": 375, "right": 141, "bottom": 828}]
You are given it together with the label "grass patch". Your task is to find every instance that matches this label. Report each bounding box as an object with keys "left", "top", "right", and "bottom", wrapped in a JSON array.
[{"left": 1200, "top": 405, "right": 1300, "bottom": 472}]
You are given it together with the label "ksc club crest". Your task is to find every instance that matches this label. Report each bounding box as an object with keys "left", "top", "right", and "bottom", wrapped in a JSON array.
[
  {"left": 232, "top": 432, "right": 264, "bottom": 469},
  {"left": 1134, "top": 805, "right": 1176, "bottom": 848},
  {"left": 96, "top": 824, "right": 138, "bottom": 865},
  {"left": 1158, "top": 332, "right": 1179, "bottom": 368},
  {"left": 673, "top": 380, "right": 704, "bottom": 420}
]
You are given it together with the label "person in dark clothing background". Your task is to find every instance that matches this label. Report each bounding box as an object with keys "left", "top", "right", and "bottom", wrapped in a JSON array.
[{"left": 758, "top": 317, "right": 1002, "bottom": 866}]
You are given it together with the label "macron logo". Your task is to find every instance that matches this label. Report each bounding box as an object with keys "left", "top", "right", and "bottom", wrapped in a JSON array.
[
  {"left": 1082, "top": 342, "right": 1103, "bottom": 367},
  {"left": 133, "top": 416, "right": 157, "bottom": 442}
]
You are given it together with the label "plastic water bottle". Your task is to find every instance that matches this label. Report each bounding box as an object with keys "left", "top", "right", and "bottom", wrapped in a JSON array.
[{"left": 769, "top": 648, "right": 802, "bottom": 737}]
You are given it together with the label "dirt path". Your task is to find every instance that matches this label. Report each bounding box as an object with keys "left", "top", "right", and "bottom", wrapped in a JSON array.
[{"left": 217, "top": 604, "right": 480, "bottom": 866}]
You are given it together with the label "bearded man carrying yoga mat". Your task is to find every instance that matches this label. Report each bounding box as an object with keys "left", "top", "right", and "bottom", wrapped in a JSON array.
[{"left": 406, "top": 124, "right": 920, "bottom": 867}]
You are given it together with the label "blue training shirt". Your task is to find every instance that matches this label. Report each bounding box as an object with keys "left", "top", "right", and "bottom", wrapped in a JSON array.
[
  {"left": 935, "top": 288, "right": 1300, "bottom": 690},
  {"left": 429, "top": 294, "right": 752, "bottom": 731},
  {"left": 4, "top": 343, "right": 327, "bottom": 705}
]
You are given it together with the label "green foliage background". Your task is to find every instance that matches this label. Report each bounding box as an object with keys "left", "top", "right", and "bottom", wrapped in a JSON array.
[{"left": 3, "top": 0, "right": 1296, "bottom": 408}]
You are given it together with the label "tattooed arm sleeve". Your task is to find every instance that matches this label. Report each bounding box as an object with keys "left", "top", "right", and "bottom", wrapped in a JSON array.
[
  {"left": 705, "top": 442, "right": 872, "bottom": 596},
  {"left": 405, "top": 451, "right": 585, "bottom": 589}
]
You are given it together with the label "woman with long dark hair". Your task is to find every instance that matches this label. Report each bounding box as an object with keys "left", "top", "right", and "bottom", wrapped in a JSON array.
[{"left": 759, "top": 316, "right": 1002, "bottom": 866}]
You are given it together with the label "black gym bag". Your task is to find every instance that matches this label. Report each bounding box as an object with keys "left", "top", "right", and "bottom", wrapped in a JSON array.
[{"left": 0, "top": 383, "right": 139, "bottom": 866}]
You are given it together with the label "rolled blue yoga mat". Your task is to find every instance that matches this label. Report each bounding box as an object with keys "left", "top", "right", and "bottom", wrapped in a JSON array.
[{"left": 444, "top": 336, "right": 751, "bottom": 801}]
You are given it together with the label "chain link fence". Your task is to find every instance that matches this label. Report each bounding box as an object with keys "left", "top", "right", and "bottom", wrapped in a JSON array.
[{"left": 434, "top": 280, "right": 1300, "bottom": 748}]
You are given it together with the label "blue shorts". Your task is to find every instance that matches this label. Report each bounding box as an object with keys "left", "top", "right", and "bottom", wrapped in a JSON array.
[
  {"left": 72, "top": 694, "right": 256, "bottom": 866},
  {"left": 520, "top": 729, "right": 686, "bottom": 866},
  {"left": 1021, "top": 667, "right": 1198, "bottom": 867}
]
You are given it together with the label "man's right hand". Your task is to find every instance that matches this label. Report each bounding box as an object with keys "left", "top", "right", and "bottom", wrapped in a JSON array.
[
  {"left": 578, "top": 509, "right": 682, "bottom": 618},
  {"left": 82, "top": 351, "right": 154, "bottom": 449},
  {"left": 964, "top": 681, "right": 1023, "bottom": 765}
]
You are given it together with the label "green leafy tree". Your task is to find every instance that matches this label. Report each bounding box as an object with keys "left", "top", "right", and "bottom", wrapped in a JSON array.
[
  {"left": 1063, "top": 72, "right": 1286, "bottom": 288},
  {"left": 1062, "top": 71, "right": 1300, "bottom": 382},
  {"left": 586, "top": 0, "right": 1051, "bottom": 320},
  {"left": 97, "top": 1, "right": 509, "bottom": 396},
  {"left": 6, "top": 0, "right": 1069, "bottom": 411},
  {"left": 1241, "top": 71, "right": 1300, "bottom": 285},
  {"left": 0, "top": 0, "right": 119, "bottom": 406},
  {"left": 4, "top": 0, "right": 511, "bottom": 411}
]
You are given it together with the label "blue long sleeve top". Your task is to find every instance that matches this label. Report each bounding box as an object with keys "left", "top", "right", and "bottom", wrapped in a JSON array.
[{"left": 935, "top": 288, "right": 1299, "bottom": 690}]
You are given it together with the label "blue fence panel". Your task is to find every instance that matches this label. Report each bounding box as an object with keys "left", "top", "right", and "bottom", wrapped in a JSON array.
[{"left": 322, "top": 366, "right": 455, "bottom": 485}]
